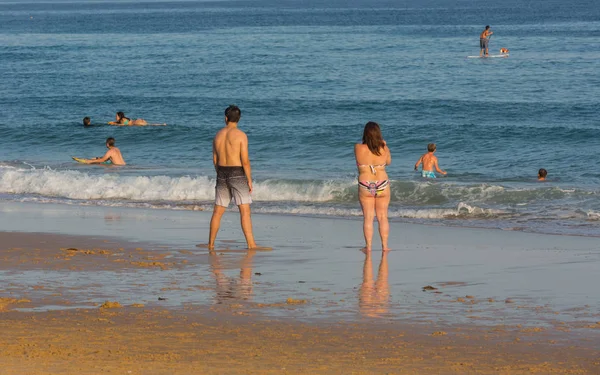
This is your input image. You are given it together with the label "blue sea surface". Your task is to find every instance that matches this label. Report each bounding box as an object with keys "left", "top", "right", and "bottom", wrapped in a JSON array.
[{"left": 1, "top": 0, "right": 600, "bottom": 235}]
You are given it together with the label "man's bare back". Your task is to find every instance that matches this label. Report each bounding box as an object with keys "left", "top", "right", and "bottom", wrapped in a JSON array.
[
  {"left": 213, "top": 127, "right": 246, "bottom": 167},
  {"left": 212, "top": 123, "right": 252, "bottom": 191}
]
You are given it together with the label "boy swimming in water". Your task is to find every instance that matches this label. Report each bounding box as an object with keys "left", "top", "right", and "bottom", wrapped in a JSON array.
[
  {"left": 83, "top": 117, "right": 91, "bottom": 126},
  {"left": 414, "top": 143, "right": 447, "bottom": 178},
  {"left": 80, "top": 137, "right": 126, "bottom": 166},
  {"left": 538, "top": 168, "right": 547, "bottom": 181}
]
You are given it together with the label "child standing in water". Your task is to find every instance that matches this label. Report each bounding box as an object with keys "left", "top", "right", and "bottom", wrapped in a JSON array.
[{"left": 414, "top": 143, "right": 447, "bottom": 178}]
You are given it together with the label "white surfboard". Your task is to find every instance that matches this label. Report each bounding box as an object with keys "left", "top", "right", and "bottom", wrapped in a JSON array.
[{"left": 467, "top": 54, "right": 509, "bottom": 58}]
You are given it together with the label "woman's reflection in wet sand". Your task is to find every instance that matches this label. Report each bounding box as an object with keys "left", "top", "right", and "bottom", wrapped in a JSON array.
[
  {"left": 359, "top": 251, "right": 389, "bottom": 318},
  {"left": 209, "top": 250, "right": 256, "bottom": 304}
]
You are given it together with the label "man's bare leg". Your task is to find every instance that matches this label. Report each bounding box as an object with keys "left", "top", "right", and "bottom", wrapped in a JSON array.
[
  {"left": 238, "top": 204, "right": 257, "bottom": 249},
  {"left": 208, "top": 205, "right": 226, "bottom": 250}
]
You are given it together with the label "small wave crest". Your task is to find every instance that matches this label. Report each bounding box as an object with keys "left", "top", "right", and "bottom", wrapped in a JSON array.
[
  {"left": 0, "top": 166, "right": 354, "bottom": 203},
  {"left": 0, "top": 166, "right": 595, "bottom": 212}
]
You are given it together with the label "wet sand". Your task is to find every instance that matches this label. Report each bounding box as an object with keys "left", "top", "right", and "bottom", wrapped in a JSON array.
[{"left": 1, "top": 202, "right": 600, "bottom": 373}]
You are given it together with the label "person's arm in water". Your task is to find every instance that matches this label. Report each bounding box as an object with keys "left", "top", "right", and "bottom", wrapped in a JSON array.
[
  {"left": 414, "top": 154, "right": 423, "bottom": 171},
  {"left": 86, "top": 150, "right": 112, "bottom": 164},
  {"left": 434, "top": 156, "right": 447, "bottom": 175},
  {"left": 108, "top": 118, "right": 126, "bottom": 126},
  {"left": 240, "top": 133, "right": 253, "bottom": 193}
]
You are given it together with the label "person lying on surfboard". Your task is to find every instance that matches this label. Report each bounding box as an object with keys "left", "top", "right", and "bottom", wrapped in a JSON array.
[
  {"left": 479, "top": 25, "right": 493, "bottom": 57},
  {"left": 78, "top": 137, "right": 126, "bottom": 166},
  {"left": 108, "top": 111, "right": 148, "bottom": 126}
]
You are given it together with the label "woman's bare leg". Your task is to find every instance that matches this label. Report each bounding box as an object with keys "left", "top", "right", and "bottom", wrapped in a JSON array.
[
  {"left": 358, "top": 190, "right": 375, "bottom": 252},
  {"left": 375, "top": 190, "right": 391, "bottom": 251}
]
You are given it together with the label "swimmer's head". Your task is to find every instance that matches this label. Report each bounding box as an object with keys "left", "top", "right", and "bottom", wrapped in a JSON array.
[
  {"left": 427, "top": 143, "right": 436, "bottom": 152},
  {"left": 225, "top": 105, "right": 241, "bottom": 123},
  {"left": 106, "top": 137, "right": 116, "bottom": 148},
  {"left": 538, "top": 168, "right": 547, "bottom": 180},
  {"left": 116, "top": 112, "right": 125, "bottom": 121},
  {"left": 83, "top": 117, "right": 91, "bottom": 126}
]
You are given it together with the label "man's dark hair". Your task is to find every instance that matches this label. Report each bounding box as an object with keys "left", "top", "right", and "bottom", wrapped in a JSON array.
[
  {"left": 225, "top": 105, "right": 241, "bottom": 123},
  {"left": 485, "top": 25, "right": 490, "bottom": 30},
  {"left": 106, "top": 137, "right": 116, "bottom": 147},
  {"left": 538, "top": 168, "right": 547, "bottom": 178},
  {"left": 83, "top": 117, "right": 91, "bottom": 126}
]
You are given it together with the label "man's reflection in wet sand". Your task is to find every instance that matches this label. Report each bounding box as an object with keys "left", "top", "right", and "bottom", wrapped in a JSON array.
[
  {"left": 209, "top": 250, "right": 256, "bottom": 304},
  {"left": 359, "top": 251, "right": 389, "bottom": 318}
]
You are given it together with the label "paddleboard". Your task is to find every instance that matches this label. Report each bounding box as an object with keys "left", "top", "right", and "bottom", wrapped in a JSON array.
[
  {"left": 72, "top": 157, "right": 111, "bottom": 164},
  {"left": 467, "top": 54, "right": 509, "bottom": 58}
]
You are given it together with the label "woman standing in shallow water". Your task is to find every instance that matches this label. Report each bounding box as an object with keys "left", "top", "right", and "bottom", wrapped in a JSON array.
[{"left": 354, "top": 122, "right": 392, "bottom": 253}]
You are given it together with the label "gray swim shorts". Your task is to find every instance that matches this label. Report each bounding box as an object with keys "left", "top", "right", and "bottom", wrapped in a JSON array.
[
  {"left": 480, "top": 38, "right": 488, "bottom": 50},
  {"left": 215, "top": 166, "right": 252, "bottom": 207}
]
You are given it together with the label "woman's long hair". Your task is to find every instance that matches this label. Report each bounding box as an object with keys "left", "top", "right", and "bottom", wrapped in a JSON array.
[
  {"left": 116, "top": 111, "right": 130, "bottom": 123},
  {"left": 362, "top": 122, "right": 385, "bottom": 156}
]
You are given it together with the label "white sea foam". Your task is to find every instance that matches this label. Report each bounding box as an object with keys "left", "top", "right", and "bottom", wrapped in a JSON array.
[
  {"left": 586, "top": 211, "right": 600, "bottom": 220},
  {"left": 0, "top": 167, "right": 589, "bottom": 223},
  {"left": 0, "top": 167, "right": 354, "bottom": 202},
  {"left": 254, "top": 202, "right": 502, "bottom": 219}
]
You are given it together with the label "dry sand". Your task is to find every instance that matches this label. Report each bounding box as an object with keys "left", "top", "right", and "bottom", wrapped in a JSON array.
[{"left": 1, "top": 306, "right": 598, "bottom": 375}]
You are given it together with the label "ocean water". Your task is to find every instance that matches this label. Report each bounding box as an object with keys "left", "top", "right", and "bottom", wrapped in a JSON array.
[{"left": 1, "top": 0, "right": 600, "bottom": 236}]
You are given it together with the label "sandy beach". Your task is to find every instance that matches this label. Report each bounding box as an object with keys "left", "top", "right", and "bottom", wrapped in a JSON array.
[{"left": 1, "top": 201, "right": 599, "bottom": 374}]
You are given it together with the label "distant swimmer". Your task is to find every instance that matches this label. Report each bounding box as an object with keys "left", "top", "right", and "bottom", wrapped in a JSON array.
[
  {"left": 414, "top": 143, "right": 446, "bottom": 178},
  {"left": 78, "top": 137, "right": 126, "bottom": 166},
  {"left": 480, "top": 25, "right": 494, "bottom": 57},
  {"left": 83, "top": 117, "right": 91, "bottom": 126},
  {"left": 208, "top": 105, "right": 264, "bottom": 251},
  {"left": 500, "top": 48, "right": 509, "bottom": 55},
  {"left": 538, "top": 168, "right": 547, "bottom": 181},
  {"left": 355, "top": 121, "right": 392, "bottom": 253},
  {"left": 108, "top": 111, "right": 148, "bottom": 126}
]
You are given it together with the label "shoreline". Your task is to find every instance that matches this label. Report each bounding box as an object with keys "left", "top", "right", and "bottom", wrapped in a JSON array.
[{"left": 3, "top": 198, "right": 600, "bottom": 240}]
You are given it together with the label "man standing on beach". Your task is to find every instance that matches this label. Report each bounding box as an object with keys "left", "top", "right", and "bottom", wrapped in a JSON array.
[
  {"left": 480, "top": 25, "right": 493, "bottom": 57},
  {"left": 208, "top": 105, "right": 258, "bottom": 250}
]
